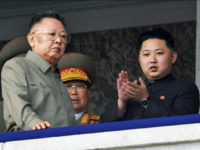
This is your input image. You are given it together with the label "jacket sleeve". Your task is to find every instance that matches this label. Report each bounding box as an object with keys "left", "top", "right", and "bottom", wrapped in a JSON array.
[{"left": 1, "top": 59, "right": 42, "bottom": 131}]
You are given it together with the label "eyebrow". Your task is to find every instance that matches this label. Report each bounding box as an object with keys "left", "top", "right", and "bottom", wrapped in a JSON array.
[
  {"left": 155, "top": 48, "right": 164, "bottom": 51},
  {"left": 141, "top": 48, "right": 164, "bottom": 52}
]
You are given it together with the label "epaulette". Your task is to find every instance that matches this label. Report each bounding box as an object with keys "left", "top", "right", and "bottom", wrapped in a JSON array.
[{"left": 80, "top": 113, "right": 100, "bottom": 125}]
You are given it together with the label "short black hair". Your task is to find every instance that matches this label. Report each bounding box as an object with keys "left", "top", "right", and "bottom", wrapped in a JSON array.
[
  {"left": 137, "top": 28, "right": 175, "bottom": 52},
  {"left": 29, "top": 10, "right": 66, "bottom": 31}
]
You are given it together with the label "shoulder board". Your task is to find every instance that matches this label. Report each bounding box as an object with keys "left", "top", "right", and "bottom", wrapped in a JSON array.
[{"left": 80, "top": 113, "right": 100, "bottom": 125}]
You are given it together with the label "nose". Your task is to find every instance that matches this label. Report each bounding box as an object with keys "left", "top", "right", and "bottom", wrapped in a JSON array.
[
  {"left": 69, "top": 87, "right": 78, "bottom": 94},
  {"left": 150, "top": 54, "right": 157, "bottom": 63},
  {"left": 54, "top": 34, "right": 62, "bottom": 43}
]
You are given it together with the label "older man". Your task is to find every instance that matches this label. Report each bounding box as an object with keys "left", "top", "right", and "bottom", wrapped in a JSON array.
[
  {"left": 58, "top": 52, "right": 101, "bottom": 125},
  {"left": 1, "top": 11, "right": 75, "bottom": 131}
]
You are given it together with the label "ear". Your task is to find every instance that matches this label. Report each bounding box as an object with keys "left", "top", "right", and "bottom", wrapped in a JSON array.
[
  {"left": 27, "top": 33, "right": 35, "bottom": 48},
  {"left": 138, "top": 55, "right": 140, "bottom": 62},
  {"left": 171, "top": 51, "right": 178, "bottom": 64}
]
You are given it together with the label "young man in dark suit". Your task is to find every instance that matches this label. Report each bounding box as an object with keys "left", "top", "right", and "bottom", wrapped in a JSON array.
[{"left": 117, "top": 28, "right": 199, "bottom": 120}]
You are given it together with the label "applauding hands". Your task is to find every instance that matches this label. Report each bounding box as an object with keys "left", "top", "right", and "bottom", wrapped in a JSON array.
[{"left": 117, "top": 70, "right": 149, "bottom": 117}]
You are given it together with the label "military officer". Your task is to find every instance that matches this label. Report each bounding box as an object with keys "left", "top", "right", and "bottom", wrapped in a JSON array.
[{"left": 58, "top": 52, "right": 101, "bottom": 125}]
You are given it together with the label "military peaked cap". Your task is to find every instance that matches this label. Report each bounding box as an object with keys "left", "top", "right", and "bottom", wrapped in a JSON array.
[
  {"left": 58, "top": 52, "right": 96, "bottom": 85},
  {"left": 0, "top": 37, "right": 30, "bottom": 71}
]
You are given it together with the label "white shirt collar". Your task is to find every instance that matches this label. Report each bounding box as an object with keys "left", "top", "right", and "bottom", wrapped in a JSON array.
[{"left": 75, "top": 110, "right": 86, "bottom": 120}]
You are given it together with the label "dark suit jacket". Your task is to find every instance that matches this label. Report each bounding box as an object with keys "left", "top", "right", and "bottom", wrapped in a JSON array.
[{"left": 123, "top": 74, "right": 200, "bottom": 120}]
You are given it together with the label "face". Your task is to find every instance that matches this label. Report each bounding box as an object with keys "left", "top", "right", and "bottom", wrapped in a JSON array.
[
  {"left": 27, "top": 17, "right": 69, "bottom": 65},
  {"left": 138, "top": 38, "right": 177, "bottom": 80},
  {"left": 64, "top": 81, "right": 91, "bottom": 113}
]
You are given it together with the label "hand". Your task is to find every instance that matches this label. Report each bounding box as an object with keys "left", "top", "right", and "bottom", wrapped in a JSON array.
[
  {"left": 117, "top": 70, "right": 129, "bottom": 103},
  {"left": 32, "top": 121, "right": 51, "bottom": 130},
  {"left": 117, "top": 70, "right": 129, "bottom": 117},
  {"left": 124, "top": 77, "right": 149, "bottom": 102}
]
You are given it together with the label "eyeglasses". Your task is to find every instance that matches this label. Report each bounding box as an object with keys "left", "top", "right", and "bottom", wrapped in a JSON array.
[
  {"left": 64, "top": 83, "right": 88, "bottom": 92},
  {"left": 33, "top": 31, "right": 71, "bottom": 43}
]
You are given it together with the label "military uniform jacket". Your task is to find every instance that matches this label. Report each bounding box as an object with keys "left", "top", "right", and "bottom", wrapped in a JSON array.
[
  {"left": 123, "top": 74, "right": 200, "bottom": 120},
  {"left": 1, "top": 51, "right": 75, "bottom": 131}
]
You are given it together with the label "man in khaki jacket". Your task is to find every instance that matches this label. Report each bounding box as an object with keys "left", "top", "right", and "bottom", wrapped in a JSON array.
[{"left": 1, "top": 11, "right": 75, "bottom": 132}]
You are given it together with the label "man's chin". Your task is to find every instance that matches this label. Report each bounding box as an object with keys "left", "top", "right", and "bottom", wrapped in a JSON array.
[
  {"left": 49, "top": 54, "right": 62, "bottom": 61},
  {"left": 147, "top": 74, "right": 161, "bottom": 80},
  {"left": 72, "top": 102, "right": 81, "bottom": 107}
]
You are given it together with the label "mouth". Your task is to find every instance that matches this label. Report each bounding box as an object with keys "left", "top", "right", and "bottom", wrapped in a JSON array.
[
  {"left": 149, "top": 66, "right": 158, "bottom": 72},
  {"left": 71, "top": 98, "right": 80, "bottom": 104},
  {"left": 52, "top": 47, "right": 61, "bottom": 51}
]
